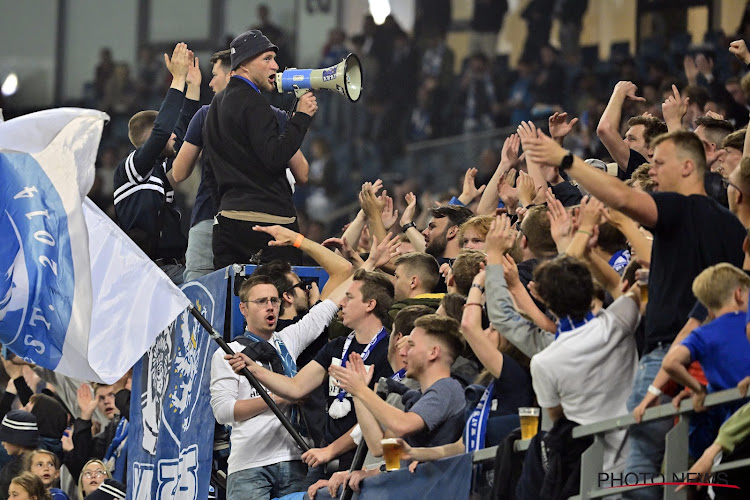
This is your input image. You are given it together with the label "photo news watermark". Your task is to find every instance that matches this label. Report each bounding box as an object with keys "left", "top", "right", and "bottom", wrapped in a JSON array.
[{"left": 598, "top": 472, "right": 740, "bottom": 490}]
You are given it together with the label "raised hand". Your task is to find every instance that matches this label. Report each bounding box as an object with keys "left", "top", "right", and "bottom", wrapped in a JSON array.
[
  {"left": 400, "top": 192, "right": 417, "bottom": 226},
  {"left": 546, "top": 191, "right": 574, "bottom": 250},
  {"left": 186, "top": 51, "right": 201, "bottom": 87},
  {"left": 548, "top": 112, "right": 579, "bottom": 143},
  {"left": 683, "top": 55, "right": 699, "bottom": 85},
  {"left": 252, "top": 225, "right": 300, "bottom": 246},
  {"left": 497, "top": 169, "right": 518, "bottom": 209},
  {"left": 613, "top": 81, "right": 646, "bottom": 102},
  {"left": 516, "top": 121, "right": 539, "bottom": 148},
  {"left": 523, "top": 129, "right": 568, "bottom": 167},
  {"left": 661, "top": 84, "right": 688, "bottom": 128},
  {"left": 577, "top": 195, "right": 605, "bottom": 233},
  {"left": 485, "top": 213, "right": 515, "bottom": 262},
  {"left": 516, "top": 171, "right": 539, "bottom": 208},
  {"left": 165, "top": 42, "right": 189, "bottom": 81},
  {"left": 77, "top": 383, "right": 99, "bottom": 421},
  {"left": 729, "top": 39, "right": 750, "bottom": 65},
  {"left": 499, "top": 134, "right": 522, "bottom": 173},
  {"left": 380, "top": 192, "right": 399, "bottom": 231},
  {"left": 459, "top": 167, "right": 487, "bottom": 204},
  {"left": 359, "top": 182, "right": 386, "bottom": 220},
  {"left": 364, "top": 233, "right": 399, "bottom": 270}
]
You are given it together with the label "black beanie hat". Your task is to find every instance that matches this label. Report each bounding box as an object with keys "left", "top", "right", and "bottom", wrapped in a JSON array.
[
  {"left": 0, "top": 410, "right": 39, "bottom": 448},
  {"left": 84, "top": 479, "right": 126, "bottom": 499},
  {"left": 230, "top": 29, "right": 278, "bottom": 71}
]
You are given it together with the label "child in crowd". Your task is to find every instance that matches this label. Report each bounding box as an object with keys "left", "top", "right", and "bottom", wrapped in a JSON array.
[
  {"left": 0, "top": 411, "right": 39, "bottom": 500},
  {"left": 29, "top": 450, "right": 68, "bottom": 500},
  {"left": 8, "top": 472, "right": 51, "bottom": 500}
]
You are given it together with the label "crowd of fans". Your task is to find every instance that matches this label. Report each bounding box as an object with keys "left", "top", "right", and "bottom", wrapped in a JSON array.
[
  {"left": 83, "top": 3, "right": 750, "bottom": 244},
  {"left": 8, "top": 2, "right": 750, "bottom": 500}
]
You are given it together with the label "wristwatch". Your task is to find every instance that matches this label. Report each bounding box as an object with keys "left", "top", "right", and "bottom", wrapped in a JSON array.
[
  {"left": 401, "top": 221, "right": 417, "bottom": 232},
  {"left": 559, "top": 151, "right": 574, "bottom": 171}
]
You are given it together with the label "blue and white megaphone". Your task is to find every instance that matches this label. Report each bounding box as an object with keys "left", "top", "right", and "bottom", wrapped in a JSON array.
[{"left": 275, "top": 53, "right": 362, "bottom": 102}]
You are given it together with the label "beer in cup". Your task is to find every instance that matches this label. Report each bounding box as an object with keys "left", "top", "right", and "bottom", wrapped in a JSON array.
[
  {"left": 519, "top": 407, "right": 540, "bottom": 440},
  {"left": 381, "top": 438, "right": 402, "bottom": 471}
]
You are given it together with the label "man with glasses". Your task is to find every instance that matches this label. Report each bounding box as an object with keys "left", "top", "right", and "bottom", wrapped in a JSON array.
[{"left": 210, "top": 273, "right": 343, "bottom": 500}]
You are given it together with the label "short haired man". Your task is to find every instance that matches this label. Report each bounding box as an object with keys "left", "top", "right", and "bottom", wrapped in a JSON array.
[
  {"left": 225, "top": 269, "right": 395, "bottom": 477},
  {"left": 113, "top": 43, "right": 201, "bottom": 284},
  {"left": 422, "top": 205, "right": 474, "bottom": 262},
  {"left": 210, "top": 272, "right": 342, "bottom": 500},
  {"left": 597, "top": 81, "right": 668, "bottom": 179},
  {"left": 524, "top": 129, "right": 746, "bottom": 500},
  {"left": 330, "top": 314, "right": 466, "bottom": 454},
  {"left": 716, "top": 128, "right": 746, "bottom": 177},
  {"left": 693, "top": 116, "right": 735, "bottom": 170},
  {"left": 389, "top": 253, "right": 442, "bottom": 321},
  {"left": 172, "top": 49, "right": 310, "bottom": 281},
  {"left": 307, "top": 305, "right": 433, "bottom": 497},
  {"left": 516, "top": 205, "right": 558, "bottom": 289},
  {"left": 203, "top": 30, "right": 317, "bottom": 269},
  {"left": 530, "top": 255, "right": 641, "bottom": 474}
]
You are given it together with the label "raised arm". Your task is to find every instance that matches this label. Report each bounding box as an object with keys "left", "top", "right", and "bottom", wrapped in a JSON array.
[
  {"left": 461, "top": 270, "right": 504, "bottom": 378},
  {"left": 477, "top": 135, "right": 520, "bottom": 215},
  {"left": 400, "top": 192, "right": 427, "bottom": 252},
  {"left": 457, "top": 168, "right": 486, "bottom": 205},
  {"left": 484, "top": 216, "right": 555, "bottom": 357},
  {"left": 661, "top": 84, "right": 689, "bottom": 133},
  {"left": 597, "top": 81, "right": 645, "bottom": 170},
  {"left": 524, "top": 130, "right": 658, "bottom": 227},
  {"left": 252, "top": 224, "right": 353, "bottom": 301},
  {"left": 360, "top": 182, "right": 388, "bottom": 244},
  {"left": 129, "top": 43, "right": 189, "bottom": 179}
]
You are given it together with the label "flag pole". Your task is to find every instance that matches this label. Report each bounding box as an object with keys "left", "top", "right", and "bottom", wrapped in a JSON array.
[{"left": 188, "top": 304, "right": 310, "bottom": 452}]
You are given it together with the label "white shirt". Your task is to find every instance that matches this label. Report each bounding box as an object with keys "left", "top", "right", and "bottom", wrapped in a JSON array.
[
  {"left": 210, "top": 299, "right": 339, "bottom": 475},
  {"left": 530, "top": 296, "right": 640, "bottom": 473}
]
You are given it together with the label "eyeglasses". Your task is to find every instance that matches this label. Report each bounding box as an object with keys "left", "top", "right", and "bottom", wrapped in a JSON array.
[
  {"left": 246, "top": 297, "right": 281, "bottom": 307},
  {"left": 83, "top": 470, "right": 108, "bottom": 479}
]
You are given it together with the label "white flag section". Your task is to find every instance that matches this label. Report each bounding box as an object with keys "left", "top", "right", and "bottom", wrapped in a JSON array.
[{"left": 0, "top": 108, "right": 190, "bottom": 383}]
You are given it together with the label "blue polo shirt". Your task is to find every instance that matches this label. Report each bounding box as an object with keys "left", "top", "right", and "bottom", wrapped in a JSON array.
[
  {"left": 186, "top": 103, "right": 290, "bottom": 227},
  {"left": 681, "top": 311, "right": 750, "bottom": 392}
]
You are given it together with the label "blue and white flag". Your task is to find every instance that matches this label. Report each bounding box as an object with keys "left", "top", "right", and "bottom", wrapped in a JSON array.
[
  {"left": 0, "top": 108, "right": 189, "bottom": 383},
  {"left": 129, "top": 270, "right": 225, "bottom": 500}
]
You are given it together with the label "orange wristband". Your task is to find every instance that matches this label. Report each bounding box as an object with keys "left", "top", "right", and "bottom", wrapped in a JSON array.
[{"left": 293, "top": 234, "right": 305, "bottom": 248}]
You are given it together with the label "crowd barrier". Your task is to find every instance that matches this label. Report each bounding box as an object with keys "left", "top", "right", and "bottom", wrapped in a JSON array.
[{"left": 471, "top": 387, "right": 750, "bottom": 500}]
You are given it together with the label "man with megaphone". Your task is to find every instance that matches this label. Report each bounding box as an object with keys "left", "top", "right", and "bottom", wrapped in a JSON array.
[{"left": 203, "top": 29, "right": 318, "bottom": 269}]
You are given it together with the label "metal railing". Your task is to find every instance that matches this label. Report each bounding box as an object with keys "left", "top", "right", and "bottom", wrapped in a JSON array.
[{"left": 472, "top": 387, "right": 750, "bottom": 499}]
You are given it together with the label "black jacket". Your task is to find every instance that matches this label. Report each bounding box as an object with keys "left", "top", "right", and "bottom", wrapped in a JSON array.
[{"left": 203, "top": 77, "right": 311, "bottom": 216}]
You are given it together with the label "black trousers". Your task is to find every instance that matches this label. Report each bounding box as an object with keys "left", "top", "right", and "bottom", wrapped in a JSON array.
[{"left": 212, "top": 215, "right": 302, "bottom": 269}]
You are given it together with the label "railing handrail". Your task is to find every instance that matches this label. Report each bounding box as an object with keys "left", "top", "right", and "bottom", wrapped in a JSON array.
[
  {"left": 472, "top": 387, "right": 748, "bottom": 464},
  {"left": 572, "top": 386, "right": 746, "bottom": 439}
]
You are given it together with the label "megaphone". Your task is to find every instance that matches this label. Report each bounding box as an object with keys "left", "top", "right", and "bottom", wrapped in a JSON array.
[{"left": 275, "top": 53, "right": 362, "bottom": 102}]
